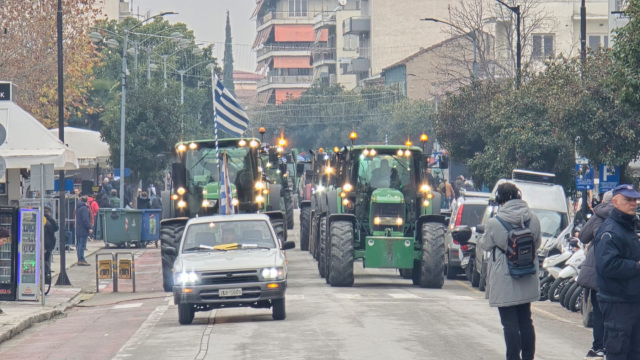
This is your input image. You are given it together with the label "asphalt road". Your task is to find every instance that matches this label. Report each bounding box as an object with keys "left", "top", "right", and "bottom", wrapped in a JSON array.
[{"left": 0, "top": 210, "right": 592, "bottom": 360}]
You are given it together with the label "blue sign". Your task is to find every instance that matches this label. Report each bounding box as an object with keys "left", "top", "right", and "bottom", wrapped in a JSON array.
[
  {"left": 113, "top": 168, "right": 130, "bottom": 177},
  {"left": 54, "top": 179, "right": 74, "bottom": 192},
  {"left": 599, "top": 165, "right": 620, "bottom": 193},
  {"left": 576, "top": 164, "right": 594, "bottom": 190}
]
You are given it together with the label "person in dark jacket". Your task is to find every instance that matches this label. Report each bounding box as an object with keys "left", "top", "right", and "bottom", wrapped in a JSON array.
[
  {"left": 43, "top": 206, "right": 58, "bottom": 275},
  {"left": 578, "top": 191, "right": 613, "bottom": 359},
  {"left": 137, "top": 191, "right": 151, "bottom": 209},
  {"left": 75, "top": 196, "right": 93, "bottom": 266},
  {"left": 593, "top": 184, "right": 640, "bottom": 360}
]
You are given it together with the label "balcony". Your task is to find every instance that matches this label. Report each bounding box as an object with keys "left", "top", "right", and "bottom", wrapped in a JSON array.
[
  {"left": 346, "top": 57, "right": 370, "bottom": 74},
  {"left": 256, "top": 43, "right": 313, "bottom": 61},
  {"left": 257, "top": 11, "right": 316, "bottom": 30},
  {"left": 343, "top": 17, "right": 370, "bottom": 35},
  {"left": 313, "top": 11, "right": 336, "bottom": 31},
  {"left": 257, "top": 75, "right": 313, "bottom": 92},
  {"left": 312, "top": 49, "right": 336, "bottom": 66}
]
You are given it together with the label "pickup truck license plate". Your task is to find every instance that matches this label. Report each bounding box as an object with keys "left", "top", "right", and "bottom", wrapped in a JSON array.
[
  {"left": 219, "top": 288, "right": 242, "bottom": 297},
  {"left": 461, "top": 256, "right": 469, "bottom": 267}
]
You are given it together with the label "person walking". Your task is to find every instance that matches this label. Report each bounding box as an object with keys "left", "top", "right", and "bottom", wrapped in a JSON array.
[
  {"left": 109, "top": 189, "right": 120, "bottom": 208},
  {"left": 87, "top": 194, "right": 99, "bottom": 239},
  {"left": 479, "top": 182, "right": 541, "bottom": 360},
  {"left": 75, "top": 195, "right": 92, "bottom": 266},
  {"left": 43, "top": 206, "right": 58, "bottom": 276},
  {"left": 578, "top": 191, "right": 613, "bottom": 359},
  {"left": 593, "top": 184, "right": 640, "bottom": 360}
]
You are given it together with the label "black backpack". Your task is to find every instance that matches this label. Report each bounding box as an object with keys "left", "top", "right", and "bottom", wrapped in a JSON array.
[{"left": 494, "top": 216, "right": 537, "bottom": 277}]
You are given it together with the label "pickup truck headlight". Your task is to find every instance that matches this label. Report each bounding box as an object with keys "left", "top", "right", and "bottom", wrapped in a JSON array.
[
  {"left": 176, "top": 271, "right": 199, "bottom": 285},
  {"left": 259, "top": 267, "right": 285, "bottom": 281}
]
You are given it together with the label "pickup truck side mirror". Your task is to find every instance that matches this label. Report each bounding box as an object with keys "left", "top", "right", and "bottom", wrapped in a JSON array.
[
  {"left": 452, "top": 225, "right": 472, "bottom": 244},
  {"left": 281, "top": 240, "right": 295, "bottom": 250},
  {"left": 164, "top": 246, "right": 177, "bottom": 256},
  {"left": 476, "top": 224, "right": 485, "bottom": 234}
]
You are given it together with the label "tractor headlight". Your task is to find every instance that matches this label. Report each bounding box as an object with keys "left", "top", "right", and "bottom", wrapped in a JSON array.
[
  {"left": 178, "top": 200, "right": 187, "bottom": 208},
  {"left": 420, "top": 184, "right": 430, "bottom": 192},
  {"left": 231, "top": 198, "right": 239, "bottom": 206},
  {"left": 256, "top": 195, "right": 265, "bottom": 203},
  {"left": 316, "top": 185, "right": 325, "bottom": 193},
  {"left": 177, "top": 187, "right": 186, "bottom": 195},
  {"left": 255, "top": 181, "right": 265, "bottom": 190},
  {"left": 423, "top": 200, "right": 430, "bottom": 207},
  {"left": 342, "top": 198, "right": 350, "bottom": 206},
  {"left": 176, "top": 271, "right": 199, "bottom": 284},
  {"left": 374, "top": 217, "right": 381, "bottom": 225},
  {"left": 427, "top": 193, "right": 434, "bottom": 199},
  {"left": 171, "top": 194, "right": 179, "bottom": 201},
  {"left": 259, "top": 267, "right": 285, "bottom": 281},
  {"left": 343, "top": 183, "right": 353, "bottom": 192},
  {"left": 396, "top": 218, "right": 403, "bottom": 226},
  {"left": 370, "top": 149, "right": 376, "bottom": 156},
  {"left": 249, "top": 140, "right": 258, "bottom": 148}
]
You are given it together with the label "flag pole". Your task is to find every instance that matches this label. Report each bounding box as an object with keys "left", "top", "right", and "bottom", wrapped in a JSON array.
[{"left": 212, "top": 71, "right": 220, "bottom": 170}]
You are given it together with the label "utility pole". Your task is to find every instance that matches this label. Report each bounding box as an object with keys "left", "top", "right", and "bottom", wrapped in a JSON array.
[
  {"left": 495, "top": 0, "right": 521, "bottom": 89},
  {"left": 581, "top": 0, "right": 587, "bottom": 65},
  {"left": 55, "top": 0, "right": 71, "bottom": 286}
]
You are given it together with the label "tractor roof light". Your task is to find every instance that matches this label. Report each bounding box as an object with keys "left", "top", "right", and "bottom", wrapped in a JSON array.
[
  {"left": 363, "top": 149, "right": 369, "bottom": 156},
  {"left": 177, "top": 187, "right": 186, "bottom": 195},
  {"left": 397, "top": 149, "right": 404, "bottom": 157},
  {"left": 404, "top": 150, "right": 411, "bottom": 157},
  {"left": 188, "top": 142, "right": 198, "bottom": 150},
  {"left": 278, "top": 138, "right": 287, "bottom": 147},
  {"left": 177, "top": 143, "right": 187, "bottom": 152},
  {"left": 420, "top": 134, "right": 428, "bottom": 142},
  {"left": 255, "top": 181, "right": 265, "bottom": 190},
  {"left": 259, "top": 127, "right": 266, "bottom": 134},
  {"left": 350, "top": 131, "right": 357, "bottom": 145},
  {"left": 333, "top": 147, "right": 339, "bottom": 153},
  {"left": 238, "top": 139, "right": 247, "bottom": 147},
  {"left": 405, "top": 140, "right": 413, "bottom": 147},
  {"left": 318, "top": 148, "right": 324, "bottom": 154}
]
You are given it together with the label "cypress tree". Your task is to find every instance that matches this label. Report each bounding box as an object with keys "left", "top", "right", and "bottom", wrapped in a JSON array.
[{"left": 223, "top": 10, "right": 235, "bottom": 96}]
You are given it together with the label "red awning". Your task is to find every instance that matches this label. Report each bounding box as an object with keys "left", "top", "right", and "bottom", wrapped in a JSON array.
[
  {"left": 275, "top": 89, "right": 305, "bottom": 104},
  {"left": 252, "top": 26, "right": 273, "bottom": 49},
  {"left": 274, "top": 25, "right": 315, "bottom": 42},
  {"left": 251, "top": 0, "right": 265, "bottom": 20},
  {"left": 273, "top": 56, "right": 312, "bottom": 69}
]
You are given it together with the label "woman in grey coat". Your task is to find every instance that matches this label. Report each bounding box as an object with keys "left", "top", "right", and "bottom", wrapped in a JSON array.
[{"left": 480, "top": 183, "right": 542, "bottom": 360}]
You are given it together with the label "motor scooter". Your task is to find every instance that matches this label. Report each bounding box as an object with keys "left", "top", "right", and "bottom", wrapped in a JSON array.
[{"left": 548, "top": 245, "right": 585, "bottom": 302}]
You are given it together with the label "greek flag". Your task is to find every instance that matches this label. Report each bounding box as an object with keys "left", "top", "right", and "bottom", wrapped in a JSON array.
[
  {"left": 213, "top": 74, "right": 249, "bottom": 137},
  {"left": 220, "top": 151, "right": 235, "bottom": 215}
]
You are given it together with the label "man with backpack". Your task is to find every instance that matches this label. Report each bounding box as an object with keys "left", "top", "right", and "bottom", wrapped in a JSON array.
[{"left": 479, "top": 182, "right": 542, "bottom": 360}]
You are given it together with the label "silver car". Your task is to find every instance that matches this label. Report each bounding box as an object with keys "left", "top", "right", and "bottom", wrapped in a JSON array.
[{"left": 169, "top": 214, "right": 295, "bottom": 324}]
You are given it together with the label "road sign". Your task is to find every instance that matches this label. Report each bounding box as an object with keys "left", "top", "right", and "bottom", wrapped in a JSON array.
[
  {"left": 599, "top": 165, "right": 620, "bottom": 193},
  {"left": 113, "top": 168, "right": 130, "bottom": 177},
  {"left": 575, "top": 164, "right": 594, "bottom": 190}
]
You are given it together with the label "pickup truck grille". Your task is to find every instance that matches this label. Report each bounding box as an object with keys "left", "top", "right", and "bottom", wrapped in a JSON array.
[{"left": 199, "top": 270, "right": 259, "bottom": 285}]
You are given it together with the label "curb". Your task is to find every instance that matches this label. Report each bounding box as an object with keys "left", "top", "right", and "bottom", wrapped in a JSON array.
[{"left": 0, "top": 290, "right": 86, "bottom": 344}]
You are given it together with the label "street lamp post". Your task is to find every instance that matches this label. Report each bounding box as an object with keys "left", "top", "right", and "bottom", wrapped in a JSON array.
[
  {"left": 118, "top": 12, "right": 176, "bottom": 208},
  {"left": 495, "top": 0, "right": 521, "bottom": 89},
  {"left": 178, "top": 60, "right": 215, "bottom": 105},
  {"left": 421, "top": 18, "right": 478, "bottom": 82}
]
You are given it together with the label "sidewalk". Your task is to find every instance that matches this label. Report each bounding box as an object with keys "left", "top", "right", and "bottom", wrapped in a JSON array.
[{"left": 0, "top": 239, "right": 105, "bottom": 344}]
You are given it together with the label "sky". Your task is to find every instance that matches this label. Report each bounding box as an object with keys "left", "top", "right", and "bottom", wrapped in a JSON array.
[{"left": 129, "top": 0, "right": 258, "bottom": 71}]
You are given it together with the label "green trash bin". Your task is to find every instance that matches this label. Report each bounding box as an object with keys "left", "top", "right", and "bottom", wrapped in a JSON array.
[{"left": 99, "top": 208, "right": 143, "bottom": 248}]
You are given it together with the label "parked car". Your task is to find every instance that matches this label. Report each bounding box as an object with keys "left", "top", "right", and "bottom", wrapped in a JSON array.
[
  {"left": 167, "top": 214, "right": 296, "bottom": 325},
  {"left": 444, "top": 191, "right": 489, "bottom": 279}
]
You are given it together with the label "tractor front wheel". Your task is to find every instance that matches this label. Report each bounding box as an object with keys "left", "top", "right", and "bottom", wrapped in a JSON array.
[
  {"left": 299, "top": 206, "right": 310, "bottom": 251},
  {"left": 160, "top": 223, "right": 185, "bottom": 292},
  {"left": 329, "top": 221, "right": 354, "bottom": 287},
  {"left": 419, "top": 222, "right": 445, "bottom": 289},
  {"left": 318, "top": 217, "right": 327, "bottom": 278}
]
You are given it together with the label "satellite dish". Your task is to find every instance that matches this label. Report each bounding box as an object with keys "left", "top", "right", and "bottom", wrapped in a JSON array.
[{"left": 339, "top": 0, "right": 347, "bottom": 6}]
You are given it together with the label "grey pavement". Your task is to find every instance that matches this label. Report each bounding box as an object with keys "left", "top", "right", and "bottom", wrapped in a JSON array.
[{"left": 0, "top": 239, "right": 105, "bottom": 344}]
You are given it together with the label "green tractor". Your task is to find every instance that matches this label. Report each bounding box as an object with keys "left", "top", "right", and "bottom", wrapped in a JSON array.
[
  {"left": 259, "top": 144, "right": 296, "bottom": 230},
  {"left": 317, "top": 141, "right": 446, "bottom": 288},
  {"left": 159, "top": 138, "right": 287, "bottom": 291}
]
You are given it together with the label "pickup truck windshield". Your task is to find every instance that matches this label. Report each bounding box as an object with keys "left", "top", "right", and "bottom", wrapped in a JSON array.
[{"left": 181, "top": 220, "right": 276, "bottom": 252}]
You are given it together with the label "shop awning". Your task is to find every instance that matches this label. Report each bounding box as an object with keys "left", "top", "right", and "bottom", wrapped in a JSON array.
[
  {"left": 275, "top": 89, "right": 305, "bottom": 104},
  {"left": 251, "top": 0, "right": 265, "bottom": 19},
  {"left": 252, "top": 26, "right": 273, "bottom": 49},
  {"left": 273, "top": 56, "right": 312, "bottom": 69},
  {"left": 0, "top": 101, "right": 78, "bottom": 170},
  {"left": 274, "top": 25, "right": 315, "bottom": 42},
  {"left": 49, "top": 127, "right": 110, "bottom": 168}
]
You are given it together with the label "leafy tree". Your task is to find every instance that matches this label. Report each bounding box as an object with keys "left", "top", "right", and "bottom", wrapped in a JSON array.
[
  {"left": 0, "top": 0, "right": 100, "bottom": 127},
  {"left": 222, "top": 11, "right": 235, "bottom": 96},
  {"left": 610, "top": 0, "right": 640, "bottom": 111}
]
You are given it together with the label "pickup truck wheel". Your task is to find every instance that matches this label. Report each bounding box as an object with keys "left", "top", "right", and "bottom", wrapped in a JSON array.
[
  {"left": 419, "top": 222, "right": 445, "bottom": 289},
  {"left": 299, "top": 206, "right": 310, "bottom": 251},
  {"left": 178, "top": 303, "right": 195, "bottom": 325},
  {"left": 272, "top": 298, "right": 286, "bottom": 320},
  {"left": 329, "top": 221, "right": 354, "bottom": 287}
]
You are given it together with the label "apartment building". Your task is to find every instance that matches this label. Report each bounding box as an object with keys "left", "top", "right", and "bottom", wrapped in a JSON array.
[{"left": 95, "top": 0, "right": 131, "bottom": 21}]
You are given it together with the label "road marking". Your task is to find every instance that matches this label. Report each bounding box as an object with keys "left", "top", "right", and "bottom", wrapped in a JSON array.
[
  {"left": 112, "top": 305, "right": 169, "bottom": 359},
  {"left": 113, "top": 303, "right": 143, "bottom": 309},
  {"left": 388, "top": 293, "right": 420, "bottom": 299}
]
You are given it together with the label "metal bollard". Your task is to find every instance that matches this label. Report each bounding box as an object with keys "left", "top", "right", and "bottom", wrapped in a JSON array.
[{"left": 95, "top": 253, "right": 115, "bottom": 293}]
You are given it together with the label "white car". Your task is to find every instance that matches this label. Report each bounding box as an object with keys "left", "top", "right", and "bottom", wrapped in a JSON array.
[{"left": 167, "top": 214, "right": 295, "bottom": 324}]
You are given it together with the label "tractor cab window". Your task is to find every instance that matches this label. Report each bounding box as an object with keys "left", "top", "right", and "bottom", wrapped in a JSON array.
[
  {"left": 356, "top": 153, "right": 413, "bottom": 190},
  {"left": 186, "top": 146, "right": 254, "bottom": 189}
]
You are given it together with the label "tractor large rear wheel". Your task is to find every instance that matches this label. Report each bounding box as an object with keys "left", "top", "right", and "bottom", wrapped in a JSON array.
[
  {"left": 318, "top": 217, "right": 327, "bottom": 278},
  {"left": 300, "top": 207, "right": 310, "bottom": 251},
  {"left": 286, "top": 196, "right": 294, "bottom": 230},
  {"left": 329, "top": 221, "right": 354, "bottom": 287},
  {"left": 160, "top": 223, "right": 185, "bottom": 292},
  {"left": 419, "top": 222, "right": 445, "bottom": 289},
  {"left": 270, "top": 219, "right": 286, "bottom": 243}
]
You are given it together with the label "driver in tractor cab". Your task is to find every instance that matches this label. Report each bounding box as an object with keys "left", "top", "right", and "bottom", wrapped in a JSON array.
[{"left": 370, "top": 159, "right": 392, "bottom": 189}]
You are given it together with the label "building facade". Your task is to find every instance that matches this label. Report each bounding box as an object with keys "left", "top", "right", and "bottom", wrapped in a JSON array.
[{"left": 94, "top": 0, "right": 131, "bottom": 21}]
